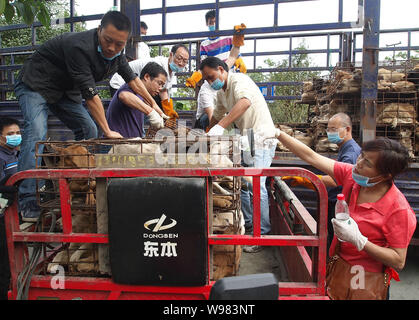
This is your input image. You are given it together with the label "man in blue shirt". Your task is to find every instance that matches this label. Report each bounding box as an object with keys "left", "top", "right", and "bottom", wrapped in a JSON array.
[
  {"left": 325, "top": 112, "right": 361, "bottom": 247},
  {"left": 283, "top": 113, "right": 360, "bottom": 249},
  {"left": 106, "top": 62, "right": 168, "bottom": 138}
]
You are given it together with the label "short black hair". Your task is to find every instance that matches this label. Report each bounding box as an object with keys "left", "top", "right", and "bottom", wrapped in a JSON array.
[
  {"left": 171, "top": 43, "right": 188, "bottom": 55},
  {"left": 140, "top": 21, "right": 148, "bottom": 30},
  {"left": 101, "top": 11, "right": 132, "bottom": 34},
  {"left": 0, "top": 117, "right": 20, "bottom": 133},
  {"left": 199, "top": 56, "right": 228, "bottom": 72},
  {"left": 362, "top": 137, "right": 409, "bottom": 179},
  {"left": 205, "top": 10, "right": 216, "bottom": 24},
  {"left": 140, "top": 62, "right": 168, "bottom": 80}
]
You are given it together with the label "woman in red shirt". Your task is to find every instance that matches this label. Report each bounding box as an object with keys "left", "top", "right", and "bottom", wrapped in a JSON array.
[{"left": 274, "top": 129, "right": 417, "bottom": 300}]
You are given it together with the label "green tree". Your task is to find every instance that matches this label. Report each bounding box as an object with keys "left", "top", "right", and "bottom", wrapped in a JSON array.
[
  {"left": 0, "top": 0, "right": 86, "bottom": 99},
  {"left": 249, "top": 41, "right": 321, "bottom": 123},
  {"left": 0, "top": 0, "right": 50, "bottom": 26}
]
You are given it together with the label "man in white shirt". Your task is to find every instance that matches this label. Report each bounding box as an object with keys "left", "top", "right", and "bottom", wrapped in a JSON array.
[
  {"left": 200, "top": 57, "right": 277, "bottom": 253},
  {"left": 110, "top": 44, "right": 190, "bottom": 119},
  {"left": 188, "top": 11, "right": 247, "bottom": 131},
  {"left": 194, "top": 81, "right": 215, "bottom": 130},
  {"left": 137, "top": 21, "right": 151, "bottom": 60}
]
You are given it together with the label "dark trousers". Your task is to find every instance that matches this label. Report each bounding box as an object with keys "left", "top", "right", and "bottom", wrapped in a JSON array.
[{"left": 194, "top": 113, "right": 209, "bottom": 130}]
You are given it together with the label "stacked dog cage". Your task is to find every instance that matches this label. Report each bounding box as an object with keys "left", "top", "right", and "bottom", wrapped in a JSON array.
[
  {"left": 33, "top": 122, "right": 244, "bottom": 281},
  {"left": 144, "top": 120, "right": 244, "bottom": 281},
  {"left": 310, "top": 62, "right": 363, "bottom": 150},
  {"left": 304, "top": 60, "right": 419, "bottom": 161}
]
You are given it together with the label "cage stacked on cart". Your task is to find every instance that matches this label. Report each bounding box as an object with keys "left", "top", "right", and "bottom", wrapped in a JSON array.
[
  {"left": 305, "top": 60, "right": 419, "bottom": 162},
  {"left": 34, "top": 125, "right": 244, "bottom": 281},
  {"left": 145, "top": 121, "right": 244, "bottom": 281},
  {"left": 309, "top": 61, "right": 363, "bottom": 153},
  {"left": 375, "top": 60, "right": 418, "bottom": 160}
]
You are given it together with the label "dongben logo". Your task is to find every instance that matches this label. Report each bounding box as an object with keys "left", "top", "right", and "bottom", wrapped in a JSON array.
[{"left": 144, "top": 214, "right": 177, "bottom": 232}]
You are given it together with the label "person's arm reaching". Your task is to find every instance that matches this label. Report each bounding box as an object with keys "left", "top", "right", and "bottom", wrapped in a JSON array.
[
  {"left": 85, "top": 95, "right": 122, "bottom": 139},
  {"left": 118, "top": 91, "right": 164, "bottom": 129},
  {"left": 207, "top": 98, "right": 250, "bottom": 136},
  {"left": 128, "top": 77, "right": 164, "bottom": 116},
  {"left": 119, "top": 91, "right": 154, "bottom": 114},
  {"left": 205, "top": 106, "right": 213, "bottom": 122},
  {"left": 276, "top": 130, "right": 336, "bottom": 179},
  {"left": 218, "top": 98, "right": 250, "bottom": 129},
  {"left": 225, "top": 45, "right": 241, "bottom": 70}
]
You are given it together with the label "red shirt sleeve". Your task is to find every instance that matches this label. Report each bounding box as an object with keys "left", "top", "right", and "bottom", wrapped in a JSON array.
[
  {"left": 383, "top": 201, "right": 417, "bottom": 248},
  {"left": 333, "top": 161, "right": 353, "bottom": 186}
]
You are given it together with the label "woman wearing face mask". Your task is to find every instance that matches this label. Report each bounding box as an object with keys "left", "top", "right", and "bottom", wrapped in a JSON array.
[{"left": 273, "top": 128, "right": 416, "bottom": 300}]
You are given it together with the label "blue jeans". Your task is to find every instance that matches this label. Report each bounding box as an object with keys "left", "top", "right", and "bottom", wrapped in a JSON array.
[
  {"left": 14, "top": 80, "right": 98, "bottom": 209},
  {"left": 194, "top": 113, "right": 209, "bottom": 130},
  {"left": 241, "top": 146, "right": 275, "bottom": 235}
]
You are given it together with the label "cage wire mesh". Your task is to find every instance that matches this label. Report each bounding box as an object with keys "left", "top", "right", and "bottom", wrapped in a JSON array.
[
  {"left": 32, "top": 131, "right": 243, "bottom": 279},
  {"left": 282, "top": 60, "right": 419, "bottom": 161}
]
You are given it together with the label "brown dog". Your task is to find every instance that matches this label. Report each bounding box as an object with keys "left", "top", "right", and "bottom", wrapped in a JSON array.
[{"left": 49, "top": 144, "right": 96, "bottom": 205}]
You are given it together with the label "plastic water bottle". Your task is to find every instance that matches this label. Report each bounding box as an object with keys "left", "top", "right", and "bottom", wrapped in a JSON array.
[
  {"left": 335, "top": 194, "right": 350, "bottom": 221},
  {"left": 335, "top": 194, "right": 349, "bottom": 242}
]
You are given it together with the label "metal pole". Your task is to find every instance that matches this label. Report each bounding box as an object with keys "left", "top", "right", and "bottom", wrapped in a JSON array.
[
  {"left": 120, "top": 0, "right": 138, "bottom": 59},
  {"left": 359, "top": 0, "right": 380, "bottom": 143},
  {"left": 70, "top": 0, "right": 75, "bottom": 32}
]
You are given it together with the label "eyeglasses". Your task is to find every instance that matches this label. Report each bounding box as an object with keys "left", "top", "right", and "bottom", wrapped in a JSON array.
[
  {"left": 153, "top": 79, "right": 166, "bottom": 88},
  {"left": 356, "top": 153, "right": 374, "bottom": 168},
  {"left": 174, "top": 54, "right": 189, "bottom": 64},
  {"left": 326, "top": 127, "right": 343, "bottom": 133}
]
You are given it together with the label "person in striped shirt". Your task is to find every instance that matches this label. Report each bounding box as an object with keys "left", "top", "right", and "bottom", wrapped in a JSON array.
[{"left": 188, "top": 10, "right": 247, "bottom": 130}]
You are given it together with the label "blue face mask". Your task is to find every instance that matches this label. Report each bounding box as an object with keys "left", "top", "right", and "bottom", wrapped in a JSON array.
[
  {"left": 327, "top": 131, "right": 344, "bottom": 144},
  {"left": 211, "top": 78, "right": 225, "bottom": 91},
  {"left": 351, "top": 166, "right": 382, "bottom": 187},
  {"left": 5, "top": 134, "right": 22, "bottom": 147},
  {"left": 97, "top": 45, "right": 121, "bottom": 61},
  {"left": 169, "top": 61, "right": 184, "bottom": 73},
  {"left": 208, "top": 25, "right": 216, "bottom": 32}
]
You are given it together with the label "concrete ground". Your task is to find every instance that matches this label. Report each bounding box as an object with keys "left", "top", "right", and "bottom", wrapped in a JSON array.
[
  {"left": 237, "top": 244, "right": 419, "bottom": 300},
  {"left": 390, "top": 245, "right": 419, "bottom": 300}
]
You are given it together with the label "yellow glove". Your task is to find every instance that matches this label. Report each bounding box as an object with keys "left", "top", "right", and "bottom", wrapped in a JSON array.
[
  {"left": 282, "top": 175, "right": 323, "bottom": 191},
  {"left": 186, "top": 71, "right": 202, "bottom": 88},
  {"left": 233, "top": 23, "right": 246, "bottom": 47},
  {"left": 161, "top": 99, "right": 179, "bottom": 119},
  {"left": 234, "top": 57, "right": 247, "bottom": 74}
]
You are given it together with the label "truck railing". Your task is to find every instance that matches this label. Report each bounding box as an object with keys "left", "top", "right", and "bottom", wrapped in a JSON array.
[{"left": 4, "top": 167, "right": 328, "bottom": 300}]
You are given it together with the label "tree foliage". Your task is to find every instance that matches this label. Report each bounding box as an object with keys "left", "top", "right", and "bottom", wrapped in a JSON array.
[
  {"left": 0, "top": 0, "right": 85, "bottom": 52},
  {"left": 0, "top": 0, "right": 86, "bottom": 99},
  {"left": 249, "top": 41, "right": 321, "bottom": 123},
  {"left": 0, "top": 0, "right": 50, "bottom": 26}
]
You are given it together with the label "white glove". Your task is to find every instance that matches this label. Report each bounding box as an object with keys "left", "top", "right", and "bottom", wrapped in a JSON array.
[
  {"left": 147, "top": 110, "right": 164, "bottom": 129},
  {"left": 275, "top": 128, "right": 281, "bottom": 138},
  {"left": 207, "top": 124, "right": 225, "bottom": 136},
  {"left": 332, "top": 217, "right": 368, "bottom": 251},
  {"left": 160, "top": 113, "right": 170, "bottom": 120}
]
